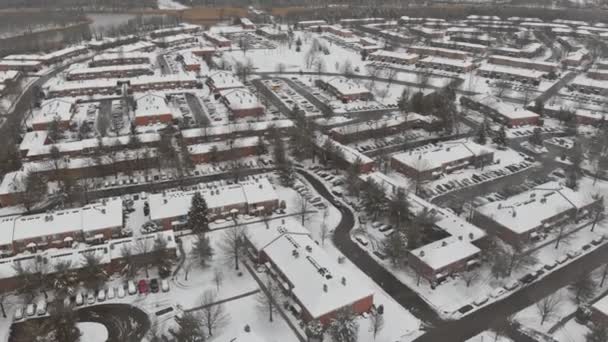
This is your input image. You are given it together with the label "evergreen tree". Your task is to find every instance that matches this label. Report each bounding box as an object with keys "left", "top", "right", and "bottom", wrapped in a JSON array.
[
  {"left": 495, "top": 125, "right": 507, "bottom": 147},
  {"left": 476, "top": 122, "right": 487, "bottom": 145},
  {"left": 187, "top": 192, "right": 209, "bottom": 233},
  {"left": 328, "top": 308, "right": 359, "bottom": 342},
  {"left": 171, "top": 312, "right": 207, "bottom": 342}
]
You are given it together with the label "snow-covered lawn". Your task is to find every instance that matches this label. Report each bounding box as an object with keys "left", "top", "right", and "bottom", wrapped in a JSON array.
[
  {"left": 77, "top": 322, "right": 109, "bottom": 342},
  {"left": 467, "top": 331, "right": 512, "bottom": 342}
]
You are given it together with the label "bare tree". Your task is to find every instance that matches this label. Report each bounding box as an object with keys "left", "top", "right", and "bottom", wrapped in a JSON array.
[
  {"left": 182, "top": 256, "right": 195, "bottom": 281},
  {"left": 569, "top": 272, "right": 596, "bottom": 304},
  {"left": 554, "top": 221, "right": 573, "bottom": 249},
  {"left": 536, "top": 294, "right": 562, "bottom": 325},
  {"left": 256, "top": 275, "right": 283, "bottom": 322},
  {"left": 370, "top": 310, "right": 384, "bottom": 340},
  {"left": 213, "top": 268, "right": 224, "bottom": 292},
  {"left": 191, "top": 233, "right": 214, "bottom": 268},
  {"left": 320, "top": 222, "right": 330, "bottom": 246},
  {"left": 200, "top": 290, "right": 229, "bottom": 337},
  {"left": 462, "top": 269, "right": 480, "bottom": 287},
  {"left": 170, "top": 311, "right": 206, "bottom": 341},
  {"left": 297, "top": 192, "right": 310, "bottom": 226},
  {"left": 218, "top": 222, "right": 248, "bottom": 271},
  {"left": 493, "top": 80, "right": 510, "bottom": 98},
  {"left": 134, "top": 237, "right": 154, "bottom": 278}
]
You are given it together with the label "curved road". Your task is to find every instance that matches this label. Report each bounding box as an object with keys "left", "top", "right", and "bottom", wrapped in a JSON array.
[
  {"left": 10, "top": 304, "right": 150, "bottom": 342},
  {"left": 299, "top": 168, "right": 608, "bottom": 342}
]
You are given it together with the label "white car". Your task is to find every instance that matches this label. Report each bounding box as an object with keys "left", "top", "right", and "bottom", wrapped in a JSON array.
[
  {"left": 75, "top": 293, "right": 84, "bottom": 306},
  {"left": 490, "top": 287, "right": 506, "bottom": 298},
  {"left": 107, "top": 287, "right": 115, "bottom": 300},
  {"left": 117, "top": 286, "right": 126, "bottom": 298},
  {"left": 128, "top": 280, "right": 137, "bottom": 295},
  {"left": 14, "top": 307, "right": 23, "bottom": 320},
  {"left": 36, "top": 300, "right": 47, "bottom": 315},
  {"left": 87, "top": 292, "right": 95, "bottom": 305},
  {"left": 26, "top": 304, "right": 35, "bottom": 317},
  {"left": 97, "top": 289, "right": 106, "bottom": 302},
  {"left": 161, "top": 279, "right": 170, "bottom": 292}
]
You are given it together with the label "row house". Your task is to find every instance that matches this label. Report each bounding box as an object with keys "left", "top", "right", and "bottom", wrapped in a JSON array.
[
  {"left": 187, "top": 136, "right": 259, "bottom": 164},
  {"left": 90, "top": 52, "right": 151, "bottom": 67},
  {"left": 219, "top": 88, "right": 265, "bottom": 119},
  {"left": 0, "top": 60, "right": 42, "bottom": 72},
  {"left": 391, "top": 141, "right": 494, "bottom": 181},
  {"left": 474, "top": 182, "right": 600, "bottom": 245},
  {"left": 430, "top": 39, "right": 488, "bottom": 54},
  {"left": 477, "top": 64, "right": 543, "bottom": 85},
  {"left": 314, "top": 134, "right": 375, "bottom": 173},
  {"left": 206, "top": 71, "right": 244, "bottom": 93},
  {"left": 315, "top": 77, "right": 372, "bottom": 102},
  {"left": 31, "top": 98, "right": 76, "bottom": 131},
  {"left": 203, "top": 32, "right": 231, "bottom": 48},
  {"left": 461, "top": 94, "right": 540, "bottom": 127},
  {"left": 417, "top": 56, "right": 476, "bottom": 73},
  {"left": 128, "top": 74, "right": 198, "bottom": 93},
  {"left": 490, "top": 43, "right": 543, "bottom": 58},
  {"left": 488, "top": 55, "right": 558, "bottom": 73},
  {"left": 150, "top": 23, "right": 200, "bottom": 39},
  {"left": 407, "top": 45, "right": 469, "bottom": 60},
  {"left": 66, "top": 64, "right": 153, "bottom": 81},
  {"left": 88, "top": 35, "right": 139, "bottom": 51},
  {"left": 134, "top": 93, "right": 173, "bottom": 126},
  {"left": 368, "top": 50, "right": 419, "bottom": 65},
  {"left": 152, "top": 34, "right": 197, "bottom": 48},
  {"left": 46, "top": 79, "right": 119, "bottom": 98},
  {"left": 180, "top": 119, "right": 294, "bottom": 144},
  {"left": 149, "top": 177, "right": 279, "bottom": 229},
  {"left": 245, "top": 219, "right": 374, "bottom": 326}
]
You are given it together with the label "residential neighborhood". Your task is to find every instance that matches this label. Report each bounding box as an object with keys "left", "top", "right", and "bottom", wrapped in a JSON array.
[{"left": 0, "top": 2, "right": 607, "bottom": 342}]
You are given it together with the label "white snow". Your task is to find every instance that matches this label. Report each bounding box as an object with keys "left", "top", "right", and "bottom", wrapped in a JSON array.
[{"left": 77, "top": 322, "right": 109, "bottom": 342}]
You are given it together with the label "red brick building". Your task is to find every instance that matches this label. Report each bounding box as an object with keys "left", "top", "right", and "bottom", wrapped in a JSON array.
[
  {"left": 134, "top": 93, "right": 173, "bottom": 126},
  {"left": 204, "top": 32, "right": 231, "bottom": 48},
  {"left": 31, "top": 98, "right": 75, "bottom": 131},
  {"left": 219, "top": 88, "right": 265, "bottom": 118},
  {"left": 187, "top": 137, "right": 259, "bottom": 164},
  {"left": 246, "top": 219, "right": 374, "bottom": 326},
  {"left": 315, "top": 77, "right": 372, "bottom": 102},
  {"left": 461, "top": 95, "right": 540, "bottom": 127}
]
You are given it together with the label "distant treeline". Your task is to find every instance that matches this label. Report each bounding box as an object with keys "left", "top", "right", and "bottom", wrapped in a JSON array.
[{"left": 0, "top": 0, "right": 156, "bottom": 9}]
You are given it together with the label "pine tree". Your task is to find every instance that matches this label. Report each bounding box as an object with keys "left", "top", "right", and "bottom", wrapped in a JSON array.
[
  {"left": 328, "top": 308, "right": 359, "bottom": 342},
  {"left": 187, "top": 192, "right": 209, "bottom": 233},
  {"left": 495, "top": 125, "right": 507, "bottom": 147}
]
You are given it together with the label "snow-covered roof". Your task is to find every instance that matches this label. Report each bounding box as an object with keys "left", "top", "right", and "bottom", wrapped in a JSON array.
[
  {"left": 151, "top": 23, "right": 199, "bottom": 36},
  {"left": 419, "top": 56, "right": 474, "bottom": 68},
  {"left": 247, "top": 218, "right": 374, "bottom": 319},
  {"left": 149, "top": 177, "right": 277, "bottom": 221},
  {"left": 240, "top": 18, "right": 254, "bottom": 26},
  {"left": 571, "top": 74, "right": 608, "bottom": 90},
  {"left": 370, "top": 50, "right": 418, "bottom": 61},
  {"left": 19, "top": 130, "right": 49, "bottom": 153},
  {"left": 392, "top": 140, "right": 491, "bottom": 171},
  {"left": 130, "top": 73, "right": 197, "bottom": 86},
  {"left": 0, "top": 70, "right": 20, "bottom": 84},
  {"left": 109, "top": 41, "right": 156, "bottom": 53},
  {"left": 476, "top": 181, "right": 597, "bottom": 234},
  {"left": 219, "top": 88, "right": 263, "bottom": 111},
  {"left": 92, "top": 52, "right": 151, "bottom": 63},
  {"left": 322, "top": 76, "right": 369, "bottom": 96},
  {"left": 467, "top": 94, "right": 540, "bottom": 120},
  {"left": 67, "top": 64, "right": 152, "bottom": 77},
  {"left": 208, "top": 71, "right": 244, "bottom": 90},
  {"left": 478, "top": 64, "right": 544, "bottom": 79},
  {"left": 135, "top": 93, "right": 171, "bottom": 118},
  {"left": 152, "top": 34, "right": 197, "bottom": 45},
  {"left": 489, "top": 55, "right": 559, "bottom": 69},
  {"left": 0, "top": 59, "right": 42, "bottom": 67},
  {"left": 314, "top": 134, "right": 374, "bottom": 165},
  {"left": 204, "top": 32, "right": 230, "bottom": 43},
  {"left": 11, "top": 198, "right": 123, "bottom": 242},
  {"left": 87, "top": 35, "right": 137, "bottom": 48},
  {"left": 593, "top": 294, "right": 608, "bottom": 316},
  {"left": 298, "top": 20, "right": 327, "bottom": 26},
  {"left": 181, "top": 119, "right": 293, "bottom": 139},
  {"left": 187, "top": 136, "right": 258, "bottom": 155},
  {"left": 31, "top": 98, "right": 75, "bottom": 127},
  {"left": 25, "top": 133, "right": 160, "bottom": 158},
  {"left": 108, "top": 230, "right": 176, "bottom": 261},
  {"left": 47, "top": 78, "right": 118, "bottom": 93},
  {"left": 410, "top": 237, "right": 480, "bottom": 271},
  {"left": 330, "top": 113, "right": 437, "bottom": 136},
  {"left": 491, "top": 42, "right": 542, "bottom": 55}
]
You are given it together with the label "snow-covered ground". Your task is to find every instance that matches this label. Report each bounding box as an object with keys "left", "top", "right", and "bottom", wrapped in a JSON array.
[
  {"left": 157, "top": 0, "right": 189, "bottom": 10},
  {"left": 77, "top": 322, "right": 109, "bottom": 342}
]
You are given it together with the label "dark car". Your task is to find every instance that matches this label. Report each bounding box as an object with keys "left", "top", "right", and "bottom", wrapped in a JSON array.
[
  {"left": 150, "top": 279, "right": 159, "bottom": 293},
  {"left": 519, "top": 273, "right": 536, "bottom": 284}
]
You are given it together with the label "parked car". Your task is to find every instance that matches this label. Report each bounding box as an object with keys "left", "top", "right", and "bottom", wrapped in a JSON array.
[
  {"left": 490, "top": 287, "right": 506, "bottom": 298},
  {"left": 36, "top": 300, "right": 47, "bottom": 315},
  {"left": 355, "top": 236, "right": 369, "bottom": 247},
  {"left": 161, "top": 279, "right": 170, "bottom": 292},
  {"left": 504, "top": 280, "right": 520, "bottom": 291},
  {"left": 87, "top": 292, "right": 95, "bottom": 304},
  {"left": 128, "top": 280, "right": 137, "bottom": 295},
  {"left": 14, "top": 307, "right": 23, "bottom": 320},
  {"left": 117, "top": 286, "right": 126, "bottom": 298},
  {"left": 107, "top": 287, "right": 115, "bottom": 300},
  {"left": 26, "top": 304, "right": 36, "bottom": 317},
  {"left": 75, "top": 293, "right": 84, "bottom": 306},
  {"left": 473, "top": 296, "right": 488, "bottom": 306},
  {"left": 97, "top": 289, "right": 106, "bottom": 302},
  {"left": 150, "top": 279, "right": 159, "bottom": 293},
  {"left": 138, "top": 279, "right": 149, "bottom": 294}
]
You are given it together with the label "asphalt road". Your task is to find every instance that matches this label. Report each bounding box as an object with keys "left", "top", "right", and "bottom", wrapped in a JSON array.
[
  {"left": 9, "top": 304, "right": 150, "bottom": 342},
  {"left": 297, "top": 169, "right": 441, "bottom": 323}
]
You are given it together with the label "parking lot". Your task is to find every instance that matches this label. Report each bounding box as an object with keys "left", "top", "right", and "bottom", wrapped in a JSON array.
[{"left": 261, "top": 78, "right": 323, "bottom": 118}]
